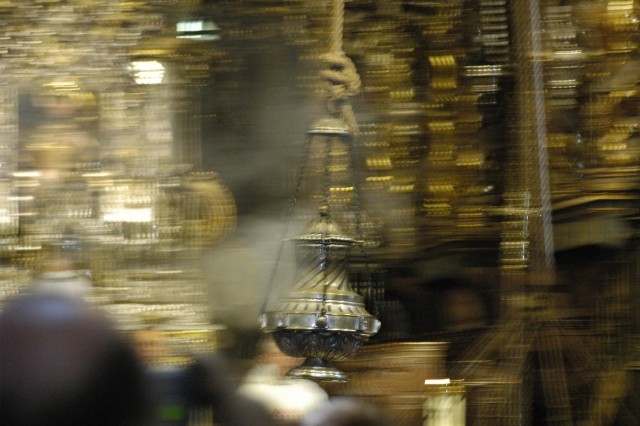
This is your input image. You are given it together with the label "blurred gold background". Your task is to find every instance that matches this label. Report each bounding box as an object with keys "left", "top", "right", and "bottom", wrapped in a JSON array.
[{"left": 0, "top": 0, "right": 640, "bottom": 424}]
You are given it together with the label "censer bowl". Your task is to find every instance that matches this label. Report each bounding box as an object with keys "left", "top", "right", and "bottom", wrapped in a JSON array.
[{"left": 272, "top": 328, "right": 369, "bottom": 382}]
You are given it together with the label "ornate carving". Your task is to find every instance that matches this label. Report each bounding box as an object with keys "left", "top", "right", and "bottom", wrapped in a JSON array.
[{"left": 273, "top": 329, "right": 367, "bottom": 361}]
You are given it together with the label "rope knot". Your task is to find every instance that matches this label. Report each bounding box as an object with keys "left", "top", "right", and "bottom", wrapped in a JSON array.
[
  {"left": 320, "top": 52, "right": 361, "bottom": 106},
  {"left": 319, "top": 52, "right": 361, "bottom": 134}
]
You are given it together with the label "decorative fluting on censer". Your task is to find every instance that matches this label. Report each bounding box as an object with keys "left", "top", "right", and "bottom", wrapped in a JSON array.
[
  {"left": 260, "top": 0, "right": 380, "bottom": 383},
  {"left": 261, "top": 206, "right": 380, "bottom": 382}
]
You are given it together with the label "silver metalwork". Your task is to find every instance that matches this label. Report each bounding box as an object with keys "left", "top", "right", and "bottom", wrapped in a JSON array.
[
  {"left": 307, "top": 116, "right": 351, "bottom": 136},
  {"left": 259, "top": 0, "right": 380, "bottom": 383},
  {"left": 261, "top": 209, "right": 380, "bottom": 382}
]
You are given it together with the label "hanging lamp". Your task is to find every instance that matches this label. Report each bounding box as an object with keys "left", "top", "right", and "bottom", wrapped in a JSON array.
[{"left": 260, "top": 0, "right": 380, "bottom": 383}]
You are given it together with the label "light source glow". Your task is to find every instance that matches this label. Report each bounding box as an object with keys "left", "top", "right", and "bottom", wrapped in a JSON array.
[
  {"left": 102, "top": 207, "right": 153, "bottom": 223},
  {"left": 176, "top": 19, "right": 220, "bottom": 41},
  {"left": 130, "top": 61, "right": 165, "bottom": 85}
]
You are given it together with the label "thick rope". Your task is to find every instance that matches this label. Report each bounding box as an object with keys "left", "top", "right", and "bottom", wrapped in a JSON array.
[
  {"left": 321, "top": 0, "right": 360, "bottom": 135},
  {"left": 330, "top": 0, "right": 343, "bottom": 54}
]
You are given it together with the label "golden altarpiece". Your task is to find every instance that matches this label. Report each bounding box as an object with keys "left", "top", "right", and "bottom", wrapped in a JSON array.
[
  {"left": 0, "top": 0, "right": 640, "bottom": 425},
  {"left": 231, "top": 1, "right": 640, "bottom": 425},
  {"left": 0, "top": 0, "right": 237, "bottom": 362}
]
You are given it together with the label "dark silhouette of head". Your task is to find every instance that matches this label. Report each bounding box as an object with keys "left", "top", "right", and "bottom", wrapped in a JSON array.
[{"left": 0, "top": 293, "right": 151, "bottom": 426}]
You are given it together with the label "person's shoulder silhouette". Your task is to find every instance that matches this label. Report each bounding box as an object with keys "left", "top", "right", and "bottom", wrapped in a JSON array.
[{"left": 0, "top": 292, "right": 152, "bottom": 426}]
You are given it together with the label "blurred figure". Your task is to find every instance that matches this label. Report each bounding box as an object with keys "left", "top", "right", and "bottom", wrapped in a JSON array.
[
  {"left": 132, "top": 326, "right": 174, "bottom": 366},
  {"left": 131, "top": 326, "right": 191, "bottom": 426},
  {"left": 0, "top": 292, "right": 151, "bottom": 426},
  {"left": 184, "top": 354, "right": 277, "bottom": 426},
  {"left": 237, "top": 336, "right": 328, "bottom": 424},
  {"left": 301, "top": 397, "right": 392, "bottom": 426},
  {"left": 131, "top": 326, "right": 278, "bottom": 426},
  {"left": 30, "top": 258, "right": 93, "bottom": 300}
]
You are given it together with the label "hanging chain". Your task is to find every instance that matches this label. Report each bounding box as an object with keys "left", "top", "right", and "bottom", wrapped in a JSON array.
[
  {"left": 263, "top": 0, "right": 366, "bottom": 321},
  {"left": 260, "top": 135, "right": 312, "bottom": 315},
  {"left": 320, "top": 237, "right": 329, "bottom": 318},
  {"left": 327, "top": 0, "right": 378, "bottom": 317},
  {"left": 319, "top": 132, "right": 334, "bottom": 318},
  {"left": 321, "top": 134, "right": 333, "bottom": 216},
  {"left": 349, "top": 129, "right": 380, "bottom": 319}
]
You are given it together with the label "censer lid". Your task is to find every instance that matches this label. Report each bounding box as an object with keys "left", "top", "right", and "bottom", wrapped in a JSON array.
[{"left": 296, "top": 208, "right": 355, "bottom": 245}]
